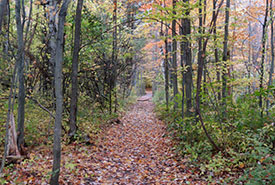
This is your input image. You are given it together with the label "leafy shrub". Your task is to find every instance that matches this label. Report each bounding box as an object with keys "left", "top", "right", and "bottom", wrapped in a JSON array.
[{"left": 154, "top": 88, "right": 274, "bottom": 183}]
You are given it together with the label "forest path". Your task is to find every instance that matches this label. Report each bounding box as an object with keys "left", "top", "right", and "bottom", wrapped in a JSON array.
[
  {"left": 2, "top": 92, "right": 205, "bottom": 184},
  {"left": 86, "top": 92, "right": 204, "bottom": 184}
]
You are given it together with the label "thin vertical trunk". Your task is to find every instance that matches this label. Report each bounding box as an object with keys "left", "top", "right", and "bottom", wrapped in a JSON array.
[
  {"left": 172, "top": 0, "right": 178, "bottom": 109},
  {"left": 182, "top": 0, "right": 192, "bottom": 116},
  {"left": 180, "top": 20, "right": 185, "bottom": 119},
  {"left": 160, "top": 5, "right": 169, "bottom": 110},
  {"left": 113, "top": 0, "right": 118, "bottom": 113},
  {"left": 196, "top": 0, "right": 220, "bottom": 152},
  {"left": 259, "top": 0, "right": 269, "bottom": 117},
  {"left": 0, "top": 3, "right": 12, "bottom": 173},
  {"left": 15, "top": 0, "right": 25, "bottom": 153},
  {"left": 50, "top": 0, "right": 70, "bottom": 184},
  {"left": 197, "top": 0, "right": 203, "bottom": 114},
  {"left": 109, "top": 0, "right": 118, "bottom": 114},
  {"left": 222, "top": 0, "right": 230, "bottom": 117},
  {"left": 213, "top": 0, "right": 221, "bottom": 100},
  {"left": 165, "top": 23, "right": 170, "bottom": 110},
  {"left": 202, "top": 0, "right": 207, "bottom": 96},
  {"left": 248, "top": 16, "right": 252, "bottom": 94},
  {"left": 69, "top": 0, "right": 83, "bottom": 138},
  {"left": 267, "top": 0, "right": 274, "bottom": 114}
]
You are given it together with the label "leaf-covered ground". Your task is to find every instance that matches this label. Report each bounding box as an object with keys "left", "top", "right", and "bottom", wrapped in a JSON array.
[{"left": 2, "top": 93, "right": 206, "bottom": 184}]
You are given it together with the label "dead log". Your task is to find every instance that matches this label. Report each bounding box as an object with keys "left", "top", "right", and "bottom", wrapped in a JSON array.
[{"left": 7, "top": 113, "right": 21, "bottom": 158}]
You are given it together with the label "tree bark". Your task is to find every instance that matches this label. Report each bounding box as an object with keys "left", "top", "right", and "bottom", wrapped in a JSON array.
[
  {"left": 69, "top": 0, "right": 83, "bottom": 138},
  {"left": 267, "top": 0, "right": 274, "bottom": 115},
  {"left": 196, "top": 0, "right": 220, "bottom": 152},
  {"left": 172, "top": 0, "right": 178, "bottom": 110},
  {"left": 213, "top": 0, "right": 221, "bottom": 101},
  {"left": 50, "top": 0, "right": 70, "bottom": 184},
  {"left": 181, "top": 0, "right": 192, "bottom": 116},
  {"left": 259, "top": 0, "right": 269, "bottom": 117},
  {"left": 113, "top": 0, "right": 118, "bottom": 113},
  {"left": 164, "top": 23, "right": 170, "bottom": 110},
  {"left": 15, "top": 0, "right": 25, "bottom": 153},
  {"left": 222, "top": 0, "right": 230, "bottom": 117}
]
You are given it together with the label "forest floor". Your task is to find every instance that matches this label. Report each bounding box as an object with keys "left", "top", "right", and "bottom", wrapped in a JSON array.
[{"left": 2, "top": 92, "right": 207, "bottom": 184}]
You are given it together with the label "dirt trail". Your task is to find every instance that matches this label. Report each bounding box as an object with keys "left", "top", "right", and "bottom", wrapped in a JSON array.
[
  {"left": 87, "top": 92, "right": 203, "bottom": 184},
  {"left": 2, "top": 92, "right": 205, "bottom": 184}
]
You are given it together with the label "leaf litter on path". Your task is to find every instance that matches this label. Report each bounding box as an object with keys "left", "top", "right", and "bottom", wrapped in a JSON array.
[{"left": 2, "top": 93, "right": 206, "bottom": 184}]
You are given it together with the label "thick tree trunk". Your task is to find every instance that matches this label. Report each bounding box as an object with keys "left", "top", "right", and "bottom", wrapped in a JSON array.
[
  {"left": 259, "top": 0, "right": 269, "bottom": 117},
  {"left": 69, "top": 0, "right": 83, "bottom": 138},
  {"left": 15, "top": 0, "right": 25, "bottom": 153},
  {"left": 50, "top": 0, "right": 70, "bottom": 184},
  {"left": 222, "top": 0, "right": 230, "bottom": 117},
  {"left": 172, "top": 0, "right": 178, "bottom": 110}
]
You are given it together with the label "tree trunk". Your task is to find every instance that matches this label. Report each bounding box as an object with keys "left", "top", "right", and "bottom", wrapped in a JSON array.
[
  {"left": 172, "top": 0, "right": 178, "bottom": 110},
  {"left": 248, "top": 11, "right": 252, "bottom": 94},
  {"left": 267, "top": 0, "right": 274, "bottom": 115},
  {"left": 181, "top": 0, "right": 192, "bottom": 117},
  {"left": 0, "top": 49, "right": 17, "bottom": 174},
  {"left": 196, "top": 0, "right": 220, "bottom": 152},
  {"left": 50, "top": 0, "right": 70, "bottom": 184},
  {"left": 259, "top": 0, "right": 269, "bottom": 117},
  {"left": 69, "top": 0, "right": 83, "bottom": 138},
  {"left": 213, "top": 0, "right": 221, "bottom": 101},
  {"left": 113, "top": 0, "right": 118, "bottom": 113},
  {"left": 222, "top": 0, "right": 230, "bottom": 117},
  {"left": 164, "top": 23, "right": 169, "bottom": 110},
  {"left": 15, "top": 0, "right": 25, "bottom": 153}
]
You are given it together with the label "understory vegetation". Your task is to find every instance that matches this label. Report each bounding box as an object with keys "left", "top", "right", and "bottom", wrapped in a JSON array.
[{"left": 154, "top": 87, "right": 274, "bottom": 183}]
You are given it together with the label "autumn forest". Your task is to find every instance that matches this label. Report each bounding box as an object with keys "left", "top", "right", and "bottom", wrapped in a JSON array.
[{"left": 0, "top": 0, "right": 274, "bottom": 184}]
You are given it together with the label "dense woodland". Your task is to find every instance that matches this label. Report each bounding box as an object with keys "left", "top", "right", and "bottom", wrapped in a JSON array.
[{"left": 0, "top": 0, "right": 274, "bottom": 184}]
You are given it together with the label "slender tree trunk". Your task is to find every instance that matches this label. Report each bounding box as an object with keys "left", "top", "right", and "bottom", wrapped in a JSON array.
[
  {"left": 267, "top": 0, "right": 274, "bottom": 115},
  {"left": 164, "top": 23, "right": 170, "bottom": 110},
  {"left": 0, "top": 7, "right": 13, "bottom": 173},
  {"left": 202, "top": 0, "right": 207, "bottom": 96},
  {"left": 259, "top": 0, "right": 269, "bottom": 117},
  {"left": 172, "top": 0, "right": 178, "bottom": 109},
  {"left": 50, "top": 0, "right": 70, "bottom": 184},
  {"left": 197, "top": 0, "right": 203, "bottom": 113},
  {"left": 15, "top": 0, "right": 25, "bottom": 153},
  {"left": 160, "top": 7, "right": 169, "bottom": 110},
  {"left": 196, "top": 0, "right": 220, "bottom": 152},
  {"left": 181, "top": 0, "right": 192, "bottom": 116},
  {"left": 69, "top": 0, "right": 83, "bottom": 138},
  {"left": 222, "top": 0, "right": 230, "bottom": 117},
  {"left": 213, "top": 0, "right": 221, "bottom": 101},
  {"left": 113, "top": 0, "right": 118, "bottom": 113},
  {"left": 248, "top": 15, "right": 252, "bottom": 94},
  {"left": 180, "top": 21, "right": 185, "bottom": 119}
]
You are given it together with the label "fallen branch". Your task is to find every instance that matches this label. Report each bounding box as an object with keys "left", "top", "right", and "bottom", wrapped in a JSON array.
[{"left": 26, "top": 96, "right": 54, "bottom": 118}]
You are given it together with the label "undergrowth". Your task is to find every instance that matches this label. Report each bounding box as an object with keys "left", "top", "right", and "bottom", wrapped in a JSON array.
[
  {"left": 0, "top": 92, "right": 136, "bottom": 153},
  {"left": 154, "top": 88, "right": 274, "bottom": 184}
]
